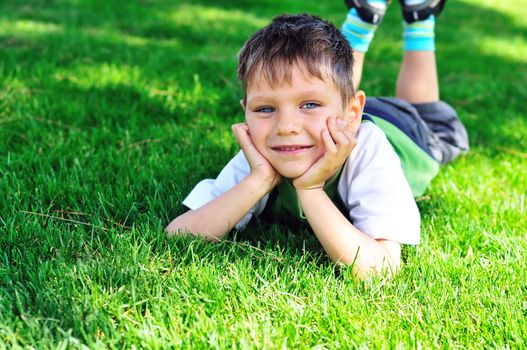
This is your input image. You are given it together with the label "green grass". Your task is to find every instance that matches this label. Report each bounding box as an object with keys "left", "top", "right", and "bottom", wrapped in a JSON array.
[{"left": 1, "top": 0, "right": 526, "bottom": 348}]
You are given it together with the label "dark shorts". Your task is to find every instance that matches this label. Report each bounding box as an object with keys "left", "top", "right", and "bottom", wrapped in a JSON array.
[{"left": 364, "top": 97, "right": 470, "bottom": 164}]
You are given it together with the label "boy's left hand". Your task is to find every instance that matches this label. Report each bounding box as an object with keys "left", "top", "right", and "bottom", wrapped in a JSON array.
[{"left": 293, "top": 117, "right": 357, "bottom": 191}]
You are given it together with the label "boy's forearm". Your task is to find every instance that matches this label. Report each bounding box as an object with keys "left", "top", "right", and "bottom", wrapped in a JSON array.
[
  {"left": 166, "top": 175, "right": 272, "bottom": 241},
  {"left": 296, "top": 189, "right": 399, "bottom": 279}
]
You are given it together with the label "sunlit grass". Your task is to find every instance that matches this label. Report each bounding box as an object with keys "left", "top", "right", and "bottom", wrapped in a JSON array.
[
  {"left": 53, "top": 63, "right": 144, "bottom": 88},
  {"left": 479, "top": 36, "right": 527, "bottom": 63},
  {"left": 170, "top": 4, "right": 268, "bottom": 32},
  {"left": 0, "top": 19, "right": 63, "bottom": 36}
]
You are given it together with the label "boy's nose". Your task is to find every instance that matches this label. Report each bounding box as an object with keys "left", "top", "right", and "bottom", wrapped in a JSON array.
[{"left": 275, "top": 111, "right": 302, "bottom": 136}]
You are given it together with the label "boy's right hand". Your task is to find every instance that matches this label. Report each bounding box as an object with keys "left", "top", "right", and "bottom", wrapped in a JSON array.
[{"left": 232, "top": 123, "right": 281, "bottom": 190}]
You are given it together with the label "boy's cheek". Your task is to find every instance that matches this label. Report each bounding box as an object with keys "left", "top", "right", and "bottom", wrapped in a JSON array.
[
  {"left": 244, "top": 117, "right": 254, "bottom": 131},
  {"left": 246, "top": 119, "right": 266, "bottom": 138},
  {"left": 245, "top": 120, "right": 258, "bottom": 139}
]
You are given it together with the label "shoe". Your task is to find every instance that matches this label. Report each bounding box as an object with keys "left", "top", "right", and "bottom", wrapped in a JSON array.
[
  {"left": 400, "top": 0, "right": 447, "bottom": 23},
  {"left": 344, "top": 0, "right": 391, "bottom": 25}
]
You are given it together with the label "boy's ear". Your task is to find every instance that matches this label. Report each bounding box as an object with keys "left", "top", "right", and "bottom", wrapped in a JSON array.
[
  {"left": 346, "top": 90, "right": 366, "bottom": 132},
  {"left": 240, "top": 98, "right": 246, "bottom": 111}
]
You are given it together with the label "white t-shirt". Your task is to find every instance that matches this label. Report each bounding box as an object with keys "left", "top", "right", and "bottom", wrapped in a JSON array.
[{"left": 183, "top": 122, "right": 420, "bottom": 245}]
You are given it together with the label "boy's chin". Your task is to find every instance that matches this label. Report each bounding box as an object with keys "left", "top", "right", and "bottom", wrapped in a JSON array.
[{"left": 275, "top": 166, "right": 309, "bottom": 181}]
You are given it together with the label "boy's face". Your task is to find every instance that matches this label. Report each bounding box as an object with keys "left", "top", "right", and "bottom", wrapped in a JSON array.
[{"left": 242, "top": 65, "right": 364, "bottom": 179}]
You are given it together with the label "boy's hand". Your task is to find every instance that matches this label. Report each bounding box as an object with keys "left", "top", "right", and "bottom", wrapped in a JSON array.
[
  {"left": 232, "top": 123, "right": 281, "bottom": 190},
  {"left": 293, "top": 118, "right": 357, "bottom": 191}
]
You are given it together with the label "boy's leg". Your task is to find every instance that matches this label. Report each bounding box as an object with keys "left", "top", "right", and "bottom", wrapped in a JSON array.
[
  {"left": 394, "top": 0, "right": 468, "bottom": 163},
  {"left": 396, "top": 0, "right": 439, "bottom": 103},
  {"left": 352, "top": 51, "right": 365, "bottom": 91},
  {"left": 396, "top": 51, "right": 438, "bottom": 103},
  {"left": 341, "top": 0, "right": 390, "bottom": 90}
]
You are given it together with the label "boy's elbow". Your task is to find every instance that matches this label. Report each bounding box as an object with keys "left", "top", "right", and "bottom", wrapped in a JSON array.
[
  {"left": 373, "top": 239, "right": 401, "bottom": 277},
  {"left": 165, "top": 222, "right": 183, "bottom": 237},
  {"left": 165, "top": 214, "right": 192, "bottom": 237},
  {"left": 353, "top": 256, "right": 400, "bottom": 281},
  {"left": 166, "top": 208, "right": 207, "bottom": 237},
  {"left": 338, "top": 248, "right": 400, "bottom": 281},
  {"left": 165, "top": 213, "right": 223, "bottom": 242}
]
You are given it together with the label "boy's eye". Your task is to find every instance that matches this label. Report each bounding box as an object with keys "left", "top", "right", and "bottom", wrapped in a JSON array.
[
  {"left": 255, "top": 106, "right": 274, "bottom": 113},
  {"left": 302, "top": 102, "right": 320, "bottom": 109}
]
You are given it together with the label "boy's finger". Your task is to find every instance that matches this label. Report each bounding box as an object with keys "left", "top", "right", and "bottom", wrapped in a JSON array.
[
  {"left": 322, "top": 128, "right": 338, "bottom": 155},
  {"left": 232, "top": 123, "right": 249, "bottom": 135},
  {"left": 232, "top": 124, "right": 263, "bottom": 165},
  {"left": 327, "top": 118, "right": 341, "bottom": 142},
  {"left": 330, "top": 118, "right": 352, "bottom": 148},
  {"left": 232, "top": 124, "right": 252, "bottom": 149},
  {"left": 233, "top": 123, "right": 251, "bottom": 138},
  {"left": 231, "top": 124, "right": 244, "bottom": 143},
  {"left": 337, "top": 119, "right": 358, "bottom": 147},
  {"left": 341, "top": 121, "right": 357, "bottom": 141}
]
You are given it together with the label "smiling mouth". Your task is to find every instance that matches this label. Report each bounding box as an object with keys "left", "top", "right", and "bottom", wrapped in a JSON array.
[{"left": 271, "top": 145, "right": 312, "bottom": 153}]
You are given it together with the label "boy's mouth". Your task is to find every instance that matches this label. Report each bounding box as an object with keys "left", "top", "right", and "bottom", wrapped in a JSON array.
[{"left": 271, "top": 145, "right": 313, "bottom": 154}]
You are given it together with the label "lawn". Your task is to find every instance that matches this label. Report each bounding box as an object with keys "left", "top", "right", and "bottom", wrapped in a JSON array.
[{"left": 1, "top": 0, "right": 526, "bottom": 348}]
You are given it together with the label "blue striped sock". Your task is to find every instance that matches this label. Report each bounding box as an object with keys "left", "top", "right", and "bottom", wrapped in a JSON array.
[
  {"left": 341, "top": 1, "right": 388, "bottom": 53},
  {"left": 403, "top": 15, "right": 435, "bottom": 51}
]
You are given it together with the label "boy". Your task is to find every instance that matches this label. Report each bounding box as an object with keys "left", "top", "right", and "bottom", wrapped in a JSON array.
[{"left": 167, "top": 2, "right": 468, "bottom": 278}]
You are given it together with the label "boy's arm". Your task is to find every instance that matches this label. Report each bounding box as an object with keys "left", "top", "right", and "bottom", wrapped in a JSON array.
[
  {"left": 166, "top": 173, "right": 274, "bottom": 240},
  {"left": 167, "top": 123, "right": 281, "bottom": 240},
  {"left": 294, "top": 117, "right": 401, "bottom": 278},
  {"left": 297, "top": 189, "right": 400, "bottom": 278}
]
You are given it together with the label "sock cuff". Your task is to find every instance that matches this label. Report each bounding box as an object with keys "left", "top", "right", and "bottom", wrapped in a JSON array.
[
  {"left": 341, "top": 8, "right": 379, "bottom": 53},
  {"left": 403, "top": 16, "right": 435, "bottom": 51}
]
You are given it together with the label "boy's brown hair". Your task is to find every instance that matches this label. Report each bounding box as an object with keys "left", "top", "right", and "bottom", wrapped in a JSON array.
[{"left": 237, "top": 13, "right": 355, "bottom": 106}]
